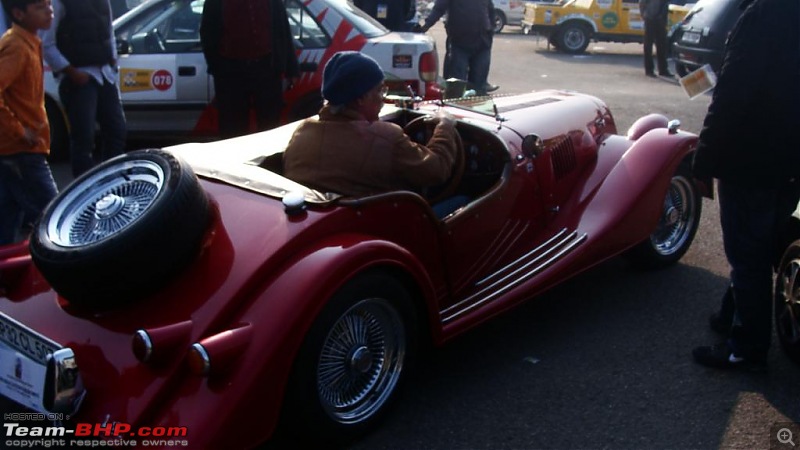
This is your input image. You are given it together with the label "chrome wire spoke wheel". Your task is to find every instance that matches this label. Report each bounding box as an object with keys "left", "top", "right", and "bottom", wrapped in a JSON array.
[
  {"left": 649, "top": 175, "right": 697, "bottom": 257},
  {"left": 777, "top": 257, "right": 800, "bottom": 347},
  {"left": 317, "top": 298, "right": 405, "bottom": 424},
  {"left": 46, "top": 160, "right": 165, "bottom": 247}
]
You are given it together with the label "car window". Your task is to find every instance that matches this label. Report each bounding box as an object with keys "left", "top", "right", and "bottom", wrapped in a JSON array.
[
  {"left": 285, "top": 0, "right": 331, "bottom": 48},
  {"left": 325, "top": 0, "right": 389, "bottom": 38},
  {"left": 117, "top": 0, "right": 203, "bottom": 54}
]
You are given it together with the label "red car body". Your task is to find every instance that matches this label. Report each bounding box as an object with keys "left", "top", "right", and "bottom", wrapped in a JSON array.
[{"left": 0, "top": 90, "right": 703, "bottom": 448}]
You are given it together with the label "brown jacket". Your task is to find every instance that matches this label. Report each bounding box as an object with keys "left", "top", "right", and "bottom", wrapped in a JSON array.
[
  {"left": 0, "top": 24, "right": 50, "bottom": 156},
  {"left": 283, "top": 105, "right": 459, "bottom": 197}
]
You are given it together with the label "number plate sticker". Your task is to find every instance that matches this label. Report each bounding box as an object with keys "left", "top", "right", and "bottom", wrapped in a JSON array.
[
  {"left": 0, "top": 313, "right": 61, "bottom": 413},
  {"left": 681, "top": 31, "right": 701, "bottom": 44}
]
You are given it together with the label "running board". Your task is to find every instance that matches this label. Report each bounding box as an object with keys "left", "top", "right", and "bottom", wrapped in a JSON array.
[{"left": 441, "top": 228, "right": 587, "bottom": 323}]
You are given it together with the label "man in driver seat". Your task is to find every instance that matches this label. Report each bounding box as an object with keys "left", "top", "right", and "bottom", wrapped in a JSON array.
[{"left": 283, "top": 51, "right": 463, "bottom": 217}]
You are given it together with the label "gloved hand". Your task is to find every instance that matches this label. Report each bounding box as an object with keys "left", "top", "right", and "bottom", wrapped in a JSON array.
[{"left": 411, "top": 23, "right": 425, "bottom": 33}]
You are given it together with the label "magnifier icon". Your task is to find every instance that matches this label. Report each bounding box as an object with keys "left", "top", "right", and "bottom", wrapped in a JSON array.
[{"left": 778, "top": 428, "right": 796, "bottom": 446}]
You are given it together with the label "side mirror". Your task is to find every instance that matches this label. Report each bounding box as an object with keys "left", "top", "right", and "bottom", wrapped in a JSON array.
[
  {"left": 522, "top": 133, "right": 544, "bottom": 159},
  {"left": 117, "top": 38, "right": 130, "bottom": 55},
  {"left": 444, "top": 78, "right": 467, "bottom": 99}
]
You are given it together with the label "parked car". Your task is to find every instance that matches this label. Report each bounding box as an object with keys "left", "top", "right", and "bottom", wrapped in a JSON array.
[
  {"left": 493, "top": 0, "right": 526, "bottom": 33},
  {"left": 43, "top": 0, "right": 441, "bottom": 159},
  {"left": 773, "top": 203, "right": 800, "bottom": 365},
  {"left": 0, "top": 84, "right": 704, "bottom": 447},
  {"left": 521, "top": 0, "right": 690, "bottom": 54},
  {"left": 671, "top": 0, "right": 743, "bottom": 77}
]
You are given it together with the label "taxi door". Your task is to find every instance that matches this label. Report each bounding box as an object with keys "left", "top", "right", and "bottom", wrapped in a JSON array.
[
  {"left": 620, "top": 0, "right": 644, "bottom": 35},
  {"left": 115, "top": 0, "right": 210, "bottom": 137}
]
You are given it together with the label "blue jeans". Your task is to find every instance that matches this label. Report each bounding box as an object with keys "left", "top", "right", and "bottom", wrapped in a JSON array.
[
  {"left": 59, "top": 76, "right": 126, "bottom": 177},
  {"left": 718, "top": 180, "right": 800, "bottom": 358},
  {"left": 0, "top": 153, "right": 58, "bottom": 245},
  {"left": 444, "top": 38, "right": 492, "bottom": 91}
]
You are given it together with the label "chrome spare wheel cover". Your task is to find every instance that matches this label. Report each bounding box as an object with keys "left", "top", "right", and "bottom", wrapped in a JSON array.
[
  {"left": 777, "top": 257, "right": 800, "bottom": 346},
  {"left": 317, "top": 298, "right": 405, "bottom": 425},
  {"left": 47, "top": 160, "right": 165, "bottom": 247},
  {"left": 650, "top": 175, "right": 696, "bottom": 256}
]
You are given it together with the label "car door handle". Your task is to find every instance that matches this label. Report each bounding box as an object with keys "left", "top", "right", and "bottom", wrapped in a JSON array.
[
  {"left": 298, "top": 62, "right": 317, "bottom": 72},
  {"left": 178, "top": 66, "right": 197, "bottom": 76}
]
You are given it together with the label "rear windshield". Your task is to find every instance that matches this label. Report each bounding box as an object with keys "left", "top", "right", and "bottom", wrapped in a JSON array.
[
  {"left": 331, "top": 0, "right": 390, "bottom": 38},
  {"left": 685, "top": 0, "right": 739, "bottom": 27}
]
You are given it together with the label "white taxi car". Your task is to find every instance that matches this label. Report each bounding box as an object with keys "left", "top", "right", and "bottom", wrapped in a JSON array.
[{"left": 44, "top": 0, "right": 440, "bottom": 158}]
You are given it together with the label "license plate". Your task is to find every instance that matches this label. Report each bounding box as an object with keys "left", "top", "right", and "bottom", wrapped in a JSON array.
[
  {"left": 681, "top": 31, "right": 701, "bottom": 44},
  {"left": 0, "top": 313, "right": 61, "bottom": 413}
]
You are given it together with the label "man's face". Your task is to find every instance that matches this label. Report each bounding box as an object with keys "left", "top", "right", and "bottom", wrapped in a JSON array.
[
  {"left": 15, "top": 0, "right": 53, "bottom": 32},
  {"left": 358, "top": 82, "right": 388, "bottom": 122}
]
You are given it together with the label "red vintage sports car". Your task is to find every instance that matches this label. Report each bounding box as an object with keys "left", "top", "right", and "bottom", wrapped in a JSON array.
[{"left": 0, "top": 88, "right": 705, "bottom": 447}]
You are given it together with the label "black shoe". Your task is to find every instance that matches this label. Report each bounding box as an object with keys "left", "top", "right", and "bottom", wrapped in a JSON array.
[
  {"left": 645, "top": 71, "right": 657, "bottom": 77},
  {"left": 692, "top": 343, "right": 767, "bottom": 372},
  {"left": 708, "top": 312, "right": 731, "bottom": 335},
  {"left": 659, "top": 71, "right": 675, "bottom": 78},
  {"left": 483, "top": 83, "right": 500, "bottom": 93}
]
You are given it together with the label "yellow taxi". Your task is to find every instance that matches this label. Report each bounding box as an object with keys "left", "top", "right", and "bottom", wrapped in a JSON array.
[{"left": 521, "top": 0, "right": 690, "bottom": 54}]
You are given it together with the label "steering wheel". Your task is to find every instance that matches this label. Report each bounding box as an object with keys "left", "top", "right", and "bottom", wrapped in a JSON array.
[{"left": 403, "top": 115, "right": 465, "bottom": 204}]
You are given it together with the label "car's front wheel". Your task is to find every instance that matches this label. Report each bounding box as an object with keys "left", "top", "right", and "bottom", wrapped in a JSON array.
[
  {"left": 556, "top": 22, "right": 591, "bottom": 54},
  {"left": 282, "top": 271, "right": 417, "bottom": 444},
  {"left": 624, "top": 162, "right": 701, "bottom": 268},
  {"left": 775, "top": 240, "right": 800, "bottom": 364},
  {"left": 45, "top": 97, "right": 69, "bottom": 162}
]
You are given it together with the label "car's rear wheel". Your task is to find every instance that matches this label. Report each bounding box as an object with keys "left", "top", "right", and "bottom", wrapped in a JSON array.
[
  {"left": 774, "top": 240, "right": 800, "bottom": 364},
  {"left": 624, "top": 161, "right": 701, "bottom": 268},
  {"left": 282, "top": 271, "right": 417, "bottom": 444},
  {"left": 556, "top": 22, "right": 591, "bottom": 54},
  {"left": 493, "top": 10, "right": 507, "bottom": 33},
  {"left": 29, "top": 149, "right": 211, "bottom": 308},
  {"left": 45, "top": 97, "right": 69, "bottom": 162}
]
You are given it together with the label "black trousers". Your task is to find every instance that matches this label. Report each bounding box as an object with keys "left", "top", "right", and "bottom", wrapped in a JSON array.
[
  {"left": 213, "top": 56, "right": 283, "bottom": 139},
  {"left": 643, "top": 16, "right": 669, "bottom": 74}
]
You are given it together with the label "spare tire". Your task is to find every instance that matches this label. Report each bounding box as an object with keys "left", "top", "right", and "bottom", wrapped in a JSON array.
[{"left": 30, "top": 149, "right": 211, "bottom": 308}]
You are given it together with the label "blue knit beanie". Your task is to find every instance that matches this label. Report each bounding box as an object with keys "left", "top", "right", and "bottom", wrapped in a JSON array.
[{"left": 322, "top": 51, "right": 385, "bottom": 106}]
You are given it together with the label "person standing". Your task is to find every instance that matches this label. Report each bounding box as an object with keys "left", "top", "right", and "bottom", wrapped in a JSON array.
[
  {"left": 200, "top": 0, "right": 299, "bottom": 139},
  {"left": 416, "top": 0, "right": 498, "bottom": 94},
  {"left": 354, "top": 0, "right": 415, "bottom": 31},
  {"left": 639, "top": 0, "right": 672, "bottom": 77},
  {"left": 41, "top": 0, "right": 126, "bottom": 178},
  {"left": 691, "top": 0, "right": 800, "bottom": 371},
  {"left": 0, "top": 0, "right": 58, "bottom": 245}
]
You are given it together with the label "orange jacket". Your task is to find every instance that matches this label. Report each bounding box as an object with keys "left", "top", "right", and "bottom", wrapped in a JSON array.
[{"left": 0, "top": 24, "right": 50, "bottom": 156}]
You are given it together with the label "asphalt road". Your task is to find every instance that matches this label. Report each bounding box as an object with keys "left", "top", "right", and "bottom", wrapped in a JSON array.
[{"left": 345, "top": 25, "right": 800, "bottom": 450}]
